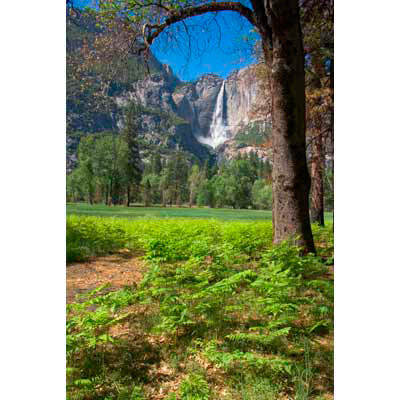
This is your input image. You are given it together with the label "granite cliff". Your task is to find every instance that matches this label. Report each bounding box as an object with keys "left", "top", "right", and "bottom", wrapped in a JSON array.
[{"left": 66, "top": 12, "right": 272, "bottom": 171}]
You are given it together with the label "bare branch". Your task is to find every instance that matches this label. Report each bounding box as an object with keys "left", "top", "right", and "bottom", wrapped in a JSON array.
[{"left": 142, "top": 2, "right": 256, "bottom": 51}]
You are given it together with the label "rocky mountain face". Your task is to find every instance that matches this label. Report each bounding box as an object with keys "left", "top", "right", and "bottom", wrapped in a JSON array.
[
  {"left": 171, "top": 66, "right": 271, "bottom": 160},
  {"left": 114, "top": 62, "right": 271, "bottom": 154},
  {"left": 66, "top": 13, "right": 271, "bottom": 171}
]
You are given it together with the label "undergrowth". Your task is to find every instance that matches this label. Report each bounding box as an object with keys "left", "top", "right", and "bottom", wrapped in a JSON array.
[
  {"left": 67, "top": 216, "right": 130, "bottom": 262},
  {"left": 67, "top": 216, "right": 333, "bottom": 399}
]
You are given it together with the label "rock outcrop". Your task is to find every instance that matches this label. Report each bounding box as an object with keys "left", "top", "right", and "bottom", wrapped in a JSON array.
[
  {"left": 170, "top": 66, "right": 271, "bottom": 159},
  {"left": 66, "top": 12, "right": 272, "bottom": 171}
]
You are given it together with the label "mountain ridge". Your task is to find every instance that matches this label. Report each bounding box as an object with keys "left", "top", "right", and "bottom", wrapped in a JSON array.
[{"left": 66, "top": 12, "right": 272, "bottom": 172}]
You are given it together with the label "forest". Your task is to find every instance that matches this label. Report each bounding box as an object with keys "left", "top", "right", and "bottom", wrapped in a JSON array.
[
  {"left": 66, "top": 1, "right": 334, "bottom": 399},
  {"left": 67, "top": 129, "right": 334, "bottom": 211}
]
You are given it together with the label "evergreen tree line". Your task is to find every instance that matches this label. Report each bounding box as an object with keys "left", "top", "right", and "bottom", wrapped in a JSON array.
[
  {"left": 67, "top": 104, "right": 333, "bottom": 211},
  {"left": 67, "top": 104, "right": 143, "bottom": 206},
  {"left": 142, "top": 151, "right": 274, "bottom": 209},
  {"left": 67, "top": 141, "right": 276, "bottom": 210}
]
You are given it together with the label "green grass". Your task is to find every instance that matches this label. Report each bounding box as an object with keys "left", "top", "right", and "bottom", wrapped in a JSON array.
[{"left": 67, "top": 203, "right": 333, "bottom": 222}]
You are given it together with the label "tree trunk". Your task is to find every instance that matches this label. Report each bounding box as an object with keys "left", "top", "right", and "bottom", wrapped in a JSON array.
[
  {"left": 310, "top": 131, "right": 325, "bottom": 226},
  {"left": 309, "top": 67, "right": 325, "bottom": 227},
  {"left": 261, "top": 0, "right": 315, "bottom": 253},
  {"left": 88, "top": 189, "right": 94, "bottom": 205},
  {"left": 176, "top": 192, "right": 182, "bottom": 207},
  {"left": 189, "top": 187, "right": 195, "bottom": 208},
  {"left": 108, "top": 179, "right": 113, "bottom": 206},
  {"left": 329, "top": 59, "right": 334, "bottom": 219},
  {"left": 126, "top": 185, "right": 130, "bottom": 207}
]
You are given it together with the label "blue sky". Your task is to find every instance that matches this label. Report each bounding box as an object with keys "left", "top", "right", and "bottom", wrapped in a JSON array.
[{"left": 71, "top": 1, "right": 258, "bottom": 81}]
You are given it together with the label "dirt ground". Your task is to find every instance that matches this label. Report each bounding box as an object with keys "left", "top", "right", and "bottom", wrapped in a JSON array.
[{"left": 66, "top": 250, "right": 146, "bottom": 303}]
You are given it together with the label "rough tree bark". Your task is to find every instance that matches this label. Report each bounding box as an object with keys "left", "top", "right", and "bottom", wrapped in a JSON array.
[
  {"left": 309, "top": 63, "right": 325, "bottom": 227},
  {"left": 260, "top": 0, "right": 315, "bottom": 251},
  {"left": 310, "top": 128, "right": 325, "bottom": 226},
  {"left": 329, "top": 59, "right": 334, "bottom": 217}
]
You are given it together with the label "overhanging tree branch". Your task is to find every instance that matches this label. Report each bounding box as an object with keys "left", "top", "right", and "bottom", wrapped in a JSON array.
[{"left": 140, "top": 2, "right": 257, "bottom": 51}]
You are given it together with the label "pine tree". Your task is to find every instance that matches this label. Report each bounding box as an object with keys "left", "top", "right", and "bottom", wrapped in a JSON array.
[
  {"left": 143, "top": 178, "right": 152, "bottom": 207},
  {"left": 77, "top": 136, "right": 96, "bottom": 204},
  {"left": 188, "top": 164, "right": 201, "bottom": 207},
  {"left": 160, "top": 158, "right": 174, "bottom": 206},
  {"left": 152, "top": 152, "right": 162, "bottom": 175},
  {"left": 122, "top": 103, "right": 143, "bottom": 206},
  {"left": 174, "top": 152, "right": 188, "bottom": 206},
  {"left": 203, "top": 159, "right": 211, "bottom": 180}
]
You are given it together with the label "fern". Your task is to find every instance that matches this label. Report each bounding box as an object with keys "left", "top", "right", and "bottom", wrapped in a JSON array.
[
  {"left": 225, "top": 327, "right": 291, "bottom": 348},
  {"left": 180, "top": 373, "right": 210, "bottom": 400}
]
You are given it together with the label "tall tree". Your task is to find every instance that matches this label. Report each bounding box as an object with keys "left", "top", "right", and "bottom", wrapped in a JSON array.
[
  {"left": 302, "top": 0, "right": 334, "bottom": 226},
  {"left": 143, "top": 178, "right": 152, "bottom": 206},
  {"left": 95, "top": 0, "right": 316, "bottom": 252},
  {"left": 160, "top": 158, "right": 175, "bottom": 206},
  {"left": 152, "top": 151, "right": 163, "bottom": 175},
  {"left": 306, "top": 72, "right": 328, "bottom": 226},
  {"left": 66, "top": 168, "right": 85, "bottom": 202},
  {"left": 174, "top": 152, "right": 189, "bottom": 206},
  {"left": 188, "top": 164, "right": 202, "bottom": 208},
  {"left": 91, "top": 133, "right": 127, "bottom": 205},
  {"left": 77, "top": 136, "right": 96, "bottom": 204},
  {"left": 122, "top": 103, "right": 143, "bottom": 206}
]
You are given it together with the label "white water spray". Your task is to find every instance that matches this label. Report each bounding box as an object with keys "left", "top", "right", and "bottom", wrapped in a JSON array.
[{"left": 198, "top": 81, "right": 229, "bottom": 148}]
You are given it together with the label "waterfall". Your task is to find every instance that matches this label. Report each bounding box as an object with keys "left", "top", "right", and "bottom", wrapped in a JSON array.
[{"left": 198, "top": 81, "right": 229, "bottom": 148}]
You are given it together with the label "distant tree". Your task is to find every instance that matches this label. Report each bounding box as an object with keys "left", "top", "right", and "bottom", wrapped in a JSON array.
[
  {"left": 249, "top": 151, "right": 260, "bottom": 180},
  {"left": 252, "top": 179, "right": 273, "bottom": 210},
  {"left": 66, "top": 168, "right": 85, "bottom": 202},
  {"left": 152, "top": 152, "right": 163, "bottom": 175},
  {"left": 143, "top": 178, "right": 152, "bottom": 206},
  {"left": 142, "top": 160, "right": 152, "bottom": 176},
  {"left": 224, "top": 174, "right": 239, "bottom": 209},
  {"left": 160, "top": 158, "right": 174, "bottom": 206},
  {"left": 122, "top": 103, "right": 143, "bottom": 206},
  {"left": 259, "top": 159, "right": 272, "bottom": 182},
  {"left": 210, "top": 163, "right": 218, "bottom": 178},
  {"left": 211, "top": 175, "right": 229, "bottom": 208},
  {"left": 188, "top": 164, "right": 202, "bottom": 207},
  {"left": 91, "top": 133, "right": 127, "bottom": 205},
  {"left": 230, "top": 159, "right": 254, "bottom": 208},
  {"left": 202, "top": 159, "right": 211, "bottom": 180},
  {"left": 174, "top": 152, "right": 189, "bottom": 206},
  {"left": 197, "top": 179, "right": 214, "bottom": 208},
  {"left": 77, "top": 136, "right": 96, "bottom": 204},
  {"left": 144, "top": 174, "right": 162, "bottom": 204}
]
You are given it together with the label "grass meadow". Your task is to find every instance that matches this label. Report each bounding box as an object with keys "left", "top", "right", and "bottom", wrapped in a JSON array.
[
  {"left": 67, "top": 203, "right": 333, "bottom": 222},
  {"left": 66, "top": 205, "right": 333, "bottom": 400}
]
